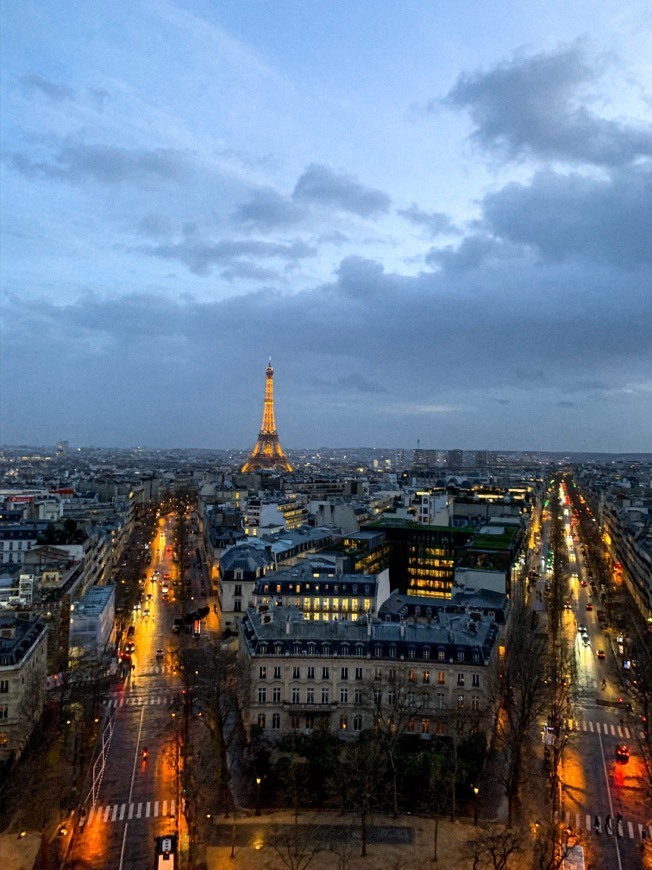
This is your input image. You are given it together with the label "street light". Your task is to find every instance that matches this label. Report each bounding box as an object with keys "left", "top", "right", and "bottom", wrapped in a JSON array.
[
  {"left": 255, "top": 776, "right": 262, "bottom": 816},
  {"left": 472, "top": 786, "right": 479, "bottom": 826}
]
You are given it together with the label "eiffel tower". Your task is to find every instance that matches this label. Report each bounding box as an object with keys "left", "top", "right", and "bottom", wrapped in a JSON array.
[{"left": 241, "top": 359, "right": 293, "bottom": 473}]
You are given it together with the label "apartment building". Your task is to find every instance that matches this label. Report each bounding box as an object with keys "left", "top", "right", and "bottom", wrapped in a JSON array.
[{"left": 239, "top": 606, "right": 499, "bottom": 741}]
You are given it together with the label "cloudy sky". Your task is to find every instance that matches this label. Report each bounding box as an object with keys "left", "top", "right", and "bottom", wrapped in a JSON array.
[{"left": 2, "top": 1, "right": 651, "bottom": 453}]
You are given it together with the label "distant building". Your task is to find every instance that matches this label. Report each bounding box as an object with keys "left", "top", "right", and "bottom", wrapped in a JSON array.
[{"left": 68, "top": 585, "right": 116, "bottom": 663}]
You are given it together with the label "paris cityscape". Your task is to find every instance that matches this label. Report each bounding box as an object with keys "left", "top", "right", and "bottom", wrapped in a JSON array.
[{"left": 2, "top": 2, "right": 652, "bottom": 870}]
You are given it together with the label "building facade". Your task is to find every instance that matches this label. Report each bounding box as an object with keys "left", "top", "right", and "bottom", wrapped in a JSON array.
[{"left": 238, "top": 606, "right": 499, "bottom": 741}]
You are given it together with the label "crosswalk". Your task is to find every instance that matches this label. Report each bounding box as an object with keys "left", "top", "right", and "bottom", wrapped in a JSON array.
[
  {"left": 86, "top": 799, "right": 177, "bottom": 824},
  {"left": 576, "top": 720, "right": 632, "bottom": 739},
  {"left": 565, "top": 811, "right": 651, "bottom": 841},
  {"left": 103, "top": 695, "right": 174, "bottom": 710}
]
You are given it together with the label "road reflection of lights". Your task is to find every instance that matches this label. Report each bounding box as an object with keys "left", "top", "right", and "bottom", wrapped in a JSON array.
[{"left": 253, "top": 836, "right": 264, "bottom": 850}]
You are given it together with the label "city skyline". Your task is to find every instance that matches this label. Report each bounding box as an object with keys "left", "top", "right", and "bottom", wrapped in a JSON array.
[{"left": 2, "top": 2, "right": 651, "bottom": 453}]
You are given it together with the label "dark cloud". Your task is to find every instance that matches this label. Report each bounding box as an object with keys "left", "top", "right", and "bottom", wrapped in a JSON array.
[
  {"left": 88, "top": 88, "right": 110, "bottom": 111},
  {"left": 483, "top": 165, "right": 652, "bottom": 265},
  {"left": 221, "top": 262, "right": 280, "bottom": 281},
  {"left": 9, "top": 142, "right": 190, "bottom": 186},
  {"left": 232, "top": 188, "right": 305, "bottom": 228},
  {"left": 397, "top": 204, "right": 456, "bottom": 236},
  {"left": 293, "top": 164, "right": 391, "bottom": 216},
  {"left": 135, "top": 214, "right": 175, "bottom": 238},
  {"left": 21, "top": 73, "right": 74, "bottom": 103},
  {"left": 426, "top": 234, "right": 508, "bottom": 271},
  {"left": 141, "top": 227, "right": 316, "bottom": 275},
  {"left": 312, "top": 373, "right": 386, "bottom": 393},
  {"left": 557, "top": 400, "right": 576, "bottom": 407},
  {"left": 444, "top": 45, "right": 652, "bottom": 166}
]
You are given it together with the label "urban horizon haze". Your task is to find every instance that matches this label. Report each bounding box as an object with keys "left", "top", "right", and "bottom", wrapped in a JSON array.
[{"left": 2, "top": 2, "right": 651, "bottom": 453}]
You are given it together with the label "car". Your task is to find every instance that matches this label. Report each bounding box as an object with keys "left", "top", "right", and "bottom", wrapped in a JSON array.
[
  {"left": 125, "top": 641, "right": 135, "bottom": 654},
  {"left": 582, "top": 635, "right": 590, "bottom": 646},
  {"left": 586, "top": 603, "right": 593, "bottom": 611},
  {"left": 597, "top": 649, "right": 606, "bottom": 659},
  {"left": 564, "top": 601, "right": 572, "bottom": 610},
  {"left": 581, "top": 580, "right": 588, "bottom": 587},
  {"left": 615, "top": 744, "right": 630, "bottom": 762},
  {"left": 156, "top": 648, "right": 164, "bottom": 660},
  {"left": 578, "top": 623, "right": 587, "bottom": 633}
]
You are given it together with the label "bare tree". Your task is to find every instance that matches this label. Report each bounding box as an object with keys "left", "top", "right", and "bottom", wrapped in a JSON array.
[
  {"left": 463, "top": 826, "right": 525, "bottom": 870},
  {"left": 338, "top": 731, "right": 388, "bottom": 856},
  {"left": 265, "top": 821, "right": 322, "bottom": 870},
  {"left": 487, "top": 594, "right": 547, "bottom": 826},
  {"left": 364, "top": 665, "right": 429, "bottom": 817}
]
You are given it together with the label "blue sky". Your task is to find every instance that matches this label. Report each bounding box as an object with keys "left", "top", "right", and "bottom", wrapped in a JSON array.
[{"left": 2, "top": 1, "right": 651, "bottom": 452}]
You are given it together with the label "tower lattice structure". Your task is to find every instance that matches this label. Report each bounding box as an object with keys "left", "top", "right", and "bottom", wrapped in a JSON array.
[{"left": 241, "top": 359, "right": 293, "bottom": 473}]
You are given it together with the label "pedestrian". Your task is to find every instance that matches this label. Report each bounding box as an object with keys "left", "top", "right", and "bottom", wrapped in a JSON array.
[
  {"left": 605, "top": 814, "right": 612, "bottom": 835},
  {"left": 594, "top": 815, "right": 601, "bottom": 834},
  {"left": 617, "top": 813, "right": 624, "bottom": 838}
]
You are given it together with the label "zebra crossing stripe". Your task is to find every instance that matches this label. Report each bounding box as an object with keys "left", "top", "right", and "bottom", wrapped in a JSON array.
[
  {"left": 111, "top": 804, "right": 119, "bottom": 822},
  {"left": 88, "top": 806, "right": 97, "bottom": 824},
  {"left": 585, "top": 814, "right": 591, "bottom": 832},
  {"left": 119, "top": 803, "right": 126, "bottom": 821},
  {"left": 136, "top": 802, "right": 142, "bottom": 819},
  {"left": 171, "top": 800, "right": 176, "bottom": 817},
  {"left": 154, "top": 800, "right": 159, "bottom": 817},
  {"left": 610, "top": 724, "right": 615, "bottom": 736},
  {"left": 582, "top": 721, "right": 587, "bottom": 731},
  {"left": 103, "top": 805, "right": 111, "bottom": 822},
  {"left": 128, "top": 803, "right": 134, "bottom": 820},
  {"left": 628, "top": 822, "right": 635, "bottom": 838},
  {"left": 162, "top": 800, "right": 167, "bottom": 817},
  {"left": 146, "top": 801, "right": 151, "bottom": 818},
  {"left": 589, "top": 721, "right": 594, "bottom": 732}
]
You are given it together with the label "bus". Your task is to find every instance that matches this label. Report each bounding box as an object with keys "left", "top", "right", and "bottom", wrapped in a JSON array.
[{"left": 154, "top": 834, "right": 177, "bottom": 869}]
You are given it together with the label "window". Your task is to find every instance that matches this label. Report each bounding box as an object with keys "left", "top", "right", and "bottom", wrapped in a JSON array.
[
  {"left": 422, "top": 671, "right": 430, "bottom": 684},
  {"left": 353, "top": 714, "right": 362, "bottom": 732},
  {"left": 407, "top": 691, "right": 415, "bottom": 706},
  {"left": 354, "top": 688, "right": 362, "bottom": 704},
  {"left": 272, "top": 688, "right": 281, "bottom": 703},
  {"left": 307, "top": 687, "right": 314, "bottom": 704},
  {"left": 457, "top": 694, "right": 465, "bottom": 709},
  {"left": 457, "top": 651, "right": 465, "bottom": 662},
  {"left": 472, "top": 674, "right": 480, "bottom": 688},
  {"left": 355, "top": 667, "right": 363, "bottom": 680},
  {"left": 374, "top": 645, "right": 382, "bottom": 658},
  {"left": 388, "top": 690, "right": 396, "bottom": 705},
  {"left": 473, "top": 652, "right": 480, "bottom": 663},
  {"left": 257, "top": 713, "right": 266, "bottom": 728},
  {"left": 423, "top": 646, "right": 430, "bottom": 660},
  {"left": 322, "top": 667, "right": 330, "bottom": 680},
  {"left": 293, "top": 666, "right": 301, "bottom": 679},
  {"left": 272, "top": 713, "right": 281, "bottom": 729},
  {"left": 408, "top": 670, "right": 416, "bottom": 683},
  {"left": 406, "top": 718, "right": 415, "bottom": 733},
  {"left": 307, "top": 667, "right": 315, "bottom": 679},
  {"left": 234, "top": 584, "right": 242, "bottom": 596},
  {"left": 341, "top": 667, "right": 348, "bottom": 681},
  {"left": 471, "top": 695, "right": 481, "bottom": 711},
  {"left": 436, "top": 691, "right": 445, "bottom": 709},
  {"left": 292, "top": 687, "right": 300, "bottom": 704},
  {"left": 375, "top": 667, "right": 382, "bottom": 681},
  {"left": 388, "top": 668, "right": 397, "bottom": 681},
  {"left": 274, "top": 666, "right": 282, "bottom": 679},
  {"left": 340, "top": 715, "right": 348, "bottom": 731},
  {"left": 275, "top": 643, "right": 283, "bottom": 655},
  {"left": 437, "top": 672, "right": 445, "bottom": 685},
  {"left": 258, "top": 688, "right": 266, "bottom": 704},
  {"left": 389, "top": 645, "right": 397, "bottom": 658},
  {"left": 291, "top": 715, "right": 301, "bottom": 729},
  {"left": 234, "top": 600, "right": 242, "bottom": 612},
  {"left": 0, "top": 681, "right": 8, "bottom": 693},
  {"left": 408, "top": 647, "right": 416, "bottom": 659},
  {"left": 457, "top": 673, "right": 465, "bottom": 687},
  {"left": 421, "top": 718, "right": 430, "bottom": 735},
  {"left": 321, "top": 688, "right": 329, "bottom": 704},
  {"left": 438, "top": 650, "right": 446, "bottom": 661},
  {"left": 308, "top": 643, "right": 317, "bottom": 655},
  {"left": 373, "top": 689, "right": 382, "bottom": 705},
  {"left": 340, "top": 687, "right": 348, "bottom": 704},
  {"left": 305, "top": 715, "right": 314, "bottom": 729},
  {"left": 259, "top": 666, "right": 267, "bottom": 679}
]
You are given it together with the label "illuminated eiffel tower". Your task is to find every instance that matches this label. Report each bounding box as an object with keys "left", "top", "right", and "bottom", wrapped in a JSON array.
[{"left": 241, "top": 359, "right": 293, "bottom": 473}]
